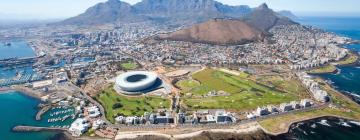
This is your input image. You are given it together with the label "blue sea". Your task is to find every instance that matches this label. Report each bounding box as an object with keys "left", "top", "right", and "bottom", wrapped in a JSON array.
[
  {"left": 283, "top": 17, "right": 360, "bottom": 140},
  {"left": 0, "top": 91, "right": 75, "bottom": 140},
  {"left": 1, "top": 17, "right": 360, "bottom": 140},
  {"left": 0, "top": 41, "right": 35, "bottom": 79},
  {"left": 0, "top": 41, "right": 35, "bottom": 60},
  {"left": 297, "top": 17, "right": 360, "bottom": 98},
  {"left": 0, "top": 42, "right": 73, "bottom": 140}
]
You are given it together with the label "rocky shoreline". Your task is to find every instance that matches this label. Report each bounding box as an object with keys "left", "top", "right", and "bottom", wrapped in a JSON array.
[{"left": 112, "top": 115, "right": 360, "bottom": 140}]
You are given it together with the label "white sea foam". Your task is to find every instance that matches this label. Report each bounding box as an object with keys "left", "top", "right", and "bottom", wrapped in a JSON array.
[
  {"left": 310, "top": 124, "right": 317, "bottom": 128},
  {"left": 349, "top": 121, "right": 360, "bottom": 126},
  {"left": 340, "top": 122, "right": 352, "bottom": 127},
  {"left": 318, "top": 119, "right": 331, "bottom": 127}
]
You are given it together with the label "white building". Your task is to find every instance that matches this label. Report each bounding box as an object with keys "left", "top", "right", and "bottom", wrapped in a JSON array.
[
  {"left": 256, "top": 107, "right": 270, "bottom": 116},
  {"left": 69, "top": 118, "right": 90, "bottom": 136},
  {"left": 92, "top": 119, "right": 105, "bottom": 130},
  {"left": 280, "top": 103, "right": 293, "bottom": 112},
  {"left": 291, "top": 101, "right": 301, "bottom": 109},
  {"left": 87, "top": 106, "right": 101, "bottom": 118},
  {"left": 267, "top": 105, "right": 278, "bottom": 113},
  {"left": 301, "top": 99, "right": 312, "bottom": 107}
]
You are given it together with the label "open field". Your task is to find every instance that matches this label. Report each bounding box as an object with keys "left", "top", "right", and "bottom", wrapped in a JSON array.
[
  {"left": 308, "top": 65, "right": 337, "bottom": 74},
  {"left": 337, "top": 53, "right": 359, "bottom": 65},
  {"left": 307, "top": 53, "right": 358, "bottom": 74},
  {"left": 95, "top": 86, "right": 170, "bottom": 123},
  {"left": 255, "top": 75, "right": 311, "bottom": 98},
  {"left": 259, "top": 78, "right": 360, "bottom": 134},
  {"left": 175, "top": 79, "right": 200, "bottom": 93},
  {"left": 119, "top": 61, "right": 139, "bottom": 70},
  {"left": 178, "top": 68, "right": 304, "bottom": 111}
]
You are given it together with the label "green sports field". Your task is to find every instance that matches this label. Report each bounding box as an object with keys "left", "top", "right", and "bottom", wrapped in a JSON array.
[
  {"left": 119, "top": 61, "right": 139, "bottom": 70},
  {"left": 95, "top": 86, "right": 170, "bottom": 123},
  {"left": 178, "top": 68, "right": 304, "bottom": 111}
]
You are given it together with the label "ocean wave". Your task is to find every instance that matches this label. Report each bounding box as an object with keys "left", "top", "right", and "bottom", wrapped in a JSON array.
[
  {"left": 349, "top": 72, "right": 355, "bottom": 77},
  {"left": 310, "top": 131, "right": 316, "bottom": 134},
  {"left": 349, "top": 121, "right": 360, "bottom": 126},
  {"left": 340, "top": 122, "right": 352, "bottom": 127},
  {"left": 310, "top": 124, "right": 317, "bottom": 128},
  {"left": 318, "top": 119, "right": 331, "bottom": 127},
  {"left": 350, "top": 93, "right": 360, "bottom": 98},
  {"left": 340, "top": 75, "right": 352, "bottom": 80},
  {"left": 296, "top": 127, "right": 308, "bottom": 135}
]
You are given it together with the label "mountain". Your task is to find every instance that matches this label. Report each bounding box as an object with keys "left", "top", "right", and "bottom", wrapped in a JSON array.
[
  {"left": 278, "top": 10, "right": 298, "bottom": 20},
  {"left": 155, "top": 3, "right": 299, "bottom": 45},
  {"left": 133, "top": 0, "right": 251, "bottom": 20},
  {"left": 242, "top": 3, "right": 297, "bottom": 31},
  {"left": 157, "top": 19, "right": 266, "bottom": 45},
  {"left": 59, "top": 0, "right": 252, "bottom": 25},
  {"left": 61, "top": 0, "right": 137, "bottom": 25}
]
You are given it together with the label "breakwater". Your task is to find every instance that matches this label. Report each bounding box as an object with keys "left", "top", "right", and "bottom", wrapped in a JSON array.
[{"left": 12, "top": 126, "right": 68, "bottom": 133}]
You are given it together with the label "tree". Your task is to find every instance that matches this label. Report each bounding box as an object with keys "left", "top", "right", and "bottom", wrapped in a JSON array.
[{"left": 112, "top": 103, "right": 123, "bottom": 109}]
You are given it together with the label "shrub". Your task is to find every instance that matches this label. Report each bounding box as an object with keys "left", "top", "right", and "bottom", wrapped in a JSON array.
[{"left": 112, "top": 103, "right": 123, "bottom": 109}]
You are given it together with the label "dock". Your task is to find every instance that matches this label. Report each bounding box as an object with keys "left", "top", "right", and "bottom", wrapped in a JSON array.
[
  {"left": 0, "top": 57, "right": 37, "bottom": 67},
  {"left": 12, "top": 126, "right": 68, "bottom": 132}
]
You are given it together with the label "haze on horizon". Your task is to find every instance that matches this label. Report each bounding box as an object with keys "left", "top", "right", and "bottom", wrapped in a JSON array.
[{"left": 0, "top": 0, "right": 359, "bottom": 20}]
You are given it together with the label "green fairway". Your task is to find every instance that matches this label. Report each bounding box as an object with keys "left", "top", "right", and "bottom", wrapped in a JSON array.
[
  {"left": 255, "top": 75, "right": 310, "bottom": 98},
  {"left": 95, "top": 86, "right": 170, "bottom": 123},
  {"left": 120, "top": 61, "right": 138, "bottom": 70},
  {"left": 176, "top": 79, "right": 201, "bottom": 93},
  {"left": 179, "top": 68, "right": 301, "bottom": 111}
]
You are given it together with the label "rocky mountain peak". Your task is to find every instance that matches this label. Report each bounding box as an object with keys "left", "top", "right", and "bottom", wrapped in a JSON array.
[{"left": 258, "top": 3, "right": 269, "bottom": 10}]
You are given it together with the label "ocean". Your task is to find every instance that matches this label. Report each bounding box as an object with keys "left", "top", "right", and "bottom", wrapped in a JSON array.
[
  {"left": 0, "top": 17, "right": 360, "bottom": 140},
  {"left": 0, "top": 41, "right": 35, "bottom": 60},
  {"left": 0, "top": 42, "right": 73, "bottom": 140},
  {"left": 0, "top": 92, "right": 57, "bottom": 140},
  {"left": 297, "top": 17, "right": 360, "bottom": 99},
  {"left": 0, "top": 41, "right": 35, "bottom": 79},
  {"left": 282, "top": 17, "right": 360, "bottom": 140}
]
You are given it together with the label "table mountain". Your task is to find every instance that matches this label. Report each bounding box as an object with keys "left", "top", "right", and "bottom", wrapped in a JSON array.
[
  {"left": 61, "top": 0, "right": 138, "bottom": 25},
  {"left": 59, "top": 0, "right": 252, "bottom": 25}
]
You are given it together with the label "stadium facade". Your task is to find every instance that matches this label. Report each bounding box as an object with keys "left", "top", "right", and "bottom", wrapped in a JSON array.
[{"left": 115, "top": 71, "right": 158, "bottom": 93}]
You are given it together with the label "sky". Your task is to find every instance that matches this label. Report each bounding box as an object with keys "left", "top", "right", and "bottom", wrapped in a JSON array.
[{"left": 0, "top": 0, "right": 359, "bottom": 20}]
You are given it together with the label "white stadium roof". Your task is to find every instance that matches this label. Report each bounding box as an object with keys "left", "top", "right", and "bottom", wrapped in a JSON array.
[{"left": 115, "top": 71, "right": 158, "bottom": 92}]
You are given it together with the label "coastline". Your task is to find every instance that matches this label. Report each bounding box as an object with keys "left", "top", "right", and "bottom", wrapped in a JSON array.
[
  {"left": 307, "top": 51, "right": 359, "bottom": 74},
  {"left": 0, "top": 86, "right": 41, "bottom": 100},
  {"left": 260, "top": 115, "right": 360, "bottom": 136},
  {"left": 0, "top": 87, "right": 49, "bottom": 120},
  {"left": 113, "top": 114, "right": 360, "bottom": 140}
]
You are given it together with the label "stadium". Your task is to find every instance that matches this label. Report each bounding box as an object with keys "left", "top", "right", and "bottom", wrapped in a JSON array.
[{"left": 114, "top": 71, "right": 160, "bottom": 94}]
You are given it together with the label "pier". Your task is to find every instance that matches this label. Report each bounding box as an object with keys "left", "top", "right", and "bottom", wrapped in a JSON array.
[
  {"left": 12, "top": 126, "right": 68, "bottom": 132},
  {"left": 0, "top": 57, "right": 37, "bottom": 67}
]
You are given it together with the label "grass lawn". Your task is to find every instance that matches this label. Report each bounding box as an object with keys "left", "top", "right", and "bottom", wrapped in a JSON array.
[
  {"left": 120, "top": 61, "right": 138, "bottom": 70},
  {"left": 259, "top": 78, "right": 360, "bottom": 134},
  {"left": 307, "top": 53, "right": 358, "bottom": 74},
  {"left": 308, "top": 65, "right": 337, "bottom": 74},
  {"left": 95, "top": 86, "right": 170, "bottom": 123},
  {"left": 179, "top": 68, "right": 301, "bottom": 111},
  {"left": 255, "top": 75, "right": 310, "bottom": 98},
  {"left": 176, "top": 79, "right": 201, "bottom": 93},
  {"left": 337, "top": 53, "right": 359, "bottom": 65}
]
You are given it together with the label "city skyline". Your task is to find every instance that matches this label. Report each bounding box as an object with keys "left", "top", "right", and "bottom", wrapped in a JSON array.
[{"left": 0, "top": 0, "right": 360, "bottom": 20}]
